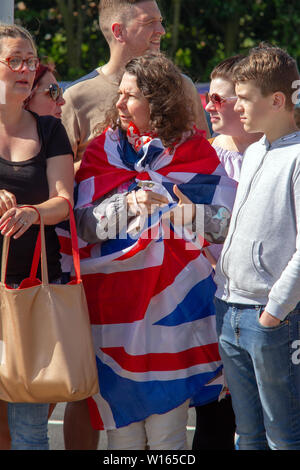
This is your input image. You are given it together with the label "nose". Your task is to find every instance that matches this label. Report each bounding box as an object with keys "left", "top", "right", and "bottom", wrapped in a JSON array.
[
  {"left": 116, "top": 94, "right": 126, "bottom": 110},
  {"left": 234, "top": 99, "right": 241, "bottom": 113},
  {"left": 205, "top": 99, "right": 216, "bottom": 113},
  {"left": 157, "top": 21, "right": 165, "bottom": 36},
  {"left": 20, "top": 61, "right": 32, "bottom": 73},
  {"left": 57, "top": 95, "right": 65, "bottom": 107}
]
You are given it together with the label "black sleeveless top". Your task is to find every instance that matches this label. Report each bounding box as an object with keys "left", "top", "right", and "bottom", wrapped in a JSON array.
[{"left": 0, "top": 111, "right": 73, "bottom": 283}]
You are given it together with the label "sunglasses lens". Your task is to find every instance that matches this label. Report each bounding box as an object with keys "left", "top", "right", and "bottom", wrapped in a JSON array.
[
  {"left": 211, "top": 93, "right": 222, "bottom": 105},
  {"left": 48, "top": 84, "right": 60, "bottom": 101},
  {"left": 205, "top": 93, "right": 223, "bottom": 107}
]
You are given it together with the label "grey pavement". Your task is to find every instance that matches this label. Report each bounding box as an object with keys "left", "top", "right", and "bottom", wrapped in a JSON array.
[{"left": 48, "top": 403, "right": 196, "bottom": 450}]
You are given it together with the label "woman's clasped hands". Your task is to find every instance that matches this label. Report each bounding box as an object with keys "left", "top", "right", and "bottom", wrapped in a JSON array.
[
  {"left": 0, "top": 189, "right": 38, "bottom": 239},
  {"left": 126, "top": 185, "right": 196, "bottom": 229},
  {"left": 127, "top": 188, "right": 169, "bottom": 215}
]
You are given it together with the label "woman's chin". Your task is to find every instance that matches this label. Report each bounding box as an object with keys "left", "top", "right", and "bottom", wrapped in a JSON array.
[{"left": 119, "top": 119, "right": 130, "bottom": 131}]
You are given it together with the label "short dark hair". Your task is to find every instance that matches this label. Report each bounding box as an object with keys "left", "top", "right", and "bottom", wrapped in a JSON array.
[
  {"left": 98, "top": 0, "right": 151, "bottom": 43},
  {"left": 233, "top": 43, "right": 300, "bottom": 111},
  {"left": 96, "top": 52, "right": 196, "bottom": 148},
  {"left": 210, "top": 55, "right": 244, "bottom": 81}
]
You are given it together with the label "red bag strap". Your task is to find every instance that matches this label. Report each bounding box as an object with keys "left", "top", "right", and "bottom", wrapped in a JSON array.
[
  {"left": 29, "top": 230, "right": 41, "bottom": 279},
  {"left": 57, "top": 196, "right": 81, "bottom": 282},
  {"left": 29, "top": 197, "right": 81, "bottom": 283},
  {"left": 1, "top": 205, "right": 47, "bottom": 285}
]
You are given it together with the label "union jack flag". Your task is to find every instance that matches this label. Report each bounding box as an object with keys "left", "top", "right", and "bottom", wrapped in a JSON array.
[{"left": 59, "top": 125, "right": 236, "bottom": 430}]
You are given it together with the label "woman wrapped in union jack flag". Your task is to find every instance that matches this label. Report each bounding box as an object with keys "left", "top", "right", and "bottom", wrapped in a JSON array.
[{"left": 72, "top": 52, "right": 237, "bottom": 450}]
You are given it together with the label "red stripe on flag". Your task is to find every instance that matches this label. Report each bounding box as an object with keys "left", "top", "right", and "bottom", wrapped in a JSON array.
[
  {"left": 116, "top": 235, "right": 154, "bottom": 261},
  {"left": 76, "top": 132, "right": 137, "bottom": 201},
  {"left": 58, "top": 236, "right": 73, "bottom": 255},
  {"left": 82, "top": 265, "right": 162, "bottom": 324},
  {"left": 87, "top": 397, "right": 105, "bottom": 431},
  {"left": 152, "top": 233, "right": 200, "bottom": 296},
  {"left": 101, "top": 344, "right": 221, "bottom": 372},
  {"left": 157, "top": 131, "right": 219, "bottom": 176},
  {"left": 59, "top": 236, "right": 95, "bottom": 258},
  {"left": 79, "top": 245, "right": 95, "bottom": 259}
]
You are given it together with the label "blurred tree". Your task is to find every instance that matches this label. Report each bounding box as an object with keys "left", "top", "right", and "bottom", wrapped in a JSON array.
[
  {"left": 55, "top": 0, "right": 84, "bottom": 75},
  {"left": 14, "top": 0, "right": 106, "bottom": 80},
  {"left": 169, "top": 0, "right": 181, "bottom": 58}
]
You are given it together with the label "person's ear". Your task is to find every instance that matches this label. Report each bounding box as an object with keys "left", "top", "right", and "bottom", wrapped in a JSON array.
[
  {"left": 111, "top": 22, "right": 125, "bottom": 43},
  {"left": 272, "top": 91, "right": 286, "bottom": 110}
]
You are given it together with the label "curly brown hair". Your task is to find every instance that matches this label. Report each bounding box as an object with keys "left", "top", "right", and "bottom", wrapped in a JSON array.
[{"left": 95, "top": 52, "right": 196, "bottom": 148}]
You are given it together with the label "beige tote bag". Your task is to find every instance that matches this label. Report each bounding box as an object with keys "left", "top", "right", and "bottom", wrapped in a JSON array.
[{"left": 0, "top": 202, "right": 99, "bottom": 403}]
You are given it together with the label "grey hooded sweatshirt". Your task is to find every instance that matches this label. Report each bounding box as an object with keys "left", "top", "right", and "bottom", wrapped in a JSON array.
[{"left": 214, "top": 132, "right": 300, "bottom": 320}]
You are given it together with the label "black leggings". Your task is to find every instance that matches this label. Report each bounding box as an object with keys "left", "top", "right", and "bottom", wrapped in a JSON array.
[{"left": 192, "top": 395, "right": 236, "bottom": 450}]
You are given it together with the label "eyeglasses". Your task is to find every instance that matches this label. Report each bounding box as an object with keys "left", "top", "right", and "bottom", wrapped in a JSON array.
[
  {"left": 0, "top": 56, "right": 40, "bottom": 72},
  {"left": 33, "top": 83, "right": 63, "bottom": 102},
  {"left": 45, "top": 83, "right": 63, "bottom": 102},
  {"left": 205, "top": 92, "right": 237, "bottom": 108}
]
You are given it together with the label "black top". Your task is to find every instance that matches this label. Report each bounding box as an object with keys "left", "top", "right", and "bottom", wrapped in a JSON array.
[{"left": 0, "top": 111, "right": 73, "bottom": 284}]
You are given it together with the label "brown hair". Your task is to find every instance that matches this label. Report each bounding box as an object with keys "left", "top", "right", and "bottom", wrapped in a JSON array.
[
  {"left": 96, "top": 52, "right": 195, "bottom": 148},
  {"left": 23, "top": 62, "right": 56, "bottom": 109},
  {"left": 210, "top": 55, "right": 244, "bottom": 81},
  {"left": 98, "top": 0, "right": 153, "bottom": 43},
  {"left": 233, "top": 43, "right": 299, "bottom": 111},
  {"left": 0, "top": 23, "right": 37, "bottom": 55},
  {"left": 32, "top": 62, "right": 55, "bottom": 89}
]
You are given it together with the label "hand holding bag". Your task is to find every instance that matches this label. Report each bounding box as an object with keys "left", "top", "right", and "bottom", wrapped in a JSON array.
[{"left": 0, "top": 200, "right": 99, "bottom": 402}]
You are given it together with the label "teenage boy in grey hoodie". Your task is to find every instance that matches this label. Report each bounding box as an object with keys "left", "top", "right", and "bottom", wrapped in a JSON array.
[{"left": 214, "top": 44, "right": 300, "bottom": 450}]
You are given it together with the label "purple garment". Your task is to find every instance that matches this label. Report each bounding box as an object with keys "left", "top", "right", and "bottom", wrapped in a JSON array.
[{"left": 212, "top": 145, "right": 243, "bottom": 183}]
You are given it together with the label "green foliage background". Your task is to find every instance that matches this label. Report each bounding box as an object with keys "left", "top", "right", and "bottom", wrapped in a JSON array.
[{"left": 14, "top": 0, "right": 300, "bottom": 82}]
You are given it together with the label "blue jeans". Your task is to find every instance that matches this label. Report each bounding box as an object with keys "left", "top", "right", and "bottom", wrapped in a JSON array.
[
  {"left": 215, "top": 297, "right": 300, "bottom": 450},
  {"left": 7, "top": 403, "right": 49, "bottom": 450}
]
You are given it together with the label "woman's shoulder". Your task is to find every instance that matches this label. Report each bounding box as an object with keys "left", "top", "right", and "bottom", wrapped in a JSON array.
[
  {"left": 211, "top": 134, "right": 227, "bottom": 147},
  {"left": 28, "top": 111, "right": 73, "bottom": 159},
  {"left": 29, "top": 110, "right": 62, "bottom": 137},
  {"left": 212, "top": 135, "right": 243, "bottom": 161},
  {"left": 213, "top": 145, "right": 243, "bottom": 162},
  {"left": 34, "top": 112, "right": 61, "bottom": 129},
  {"left": 212, "top": 143, "right": 243, "bottom": 182}
]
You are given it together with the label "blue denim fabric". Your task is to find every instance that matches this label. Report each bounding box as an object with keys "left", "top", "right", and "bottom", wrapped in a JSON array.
[
  {"left": 215, "top": 297, "right": 300, "bottom": 450},
  {"left": 7, "top": 403, "right": 49, "bottom": 450}
]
